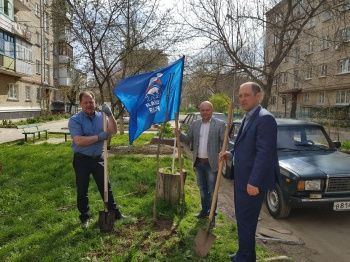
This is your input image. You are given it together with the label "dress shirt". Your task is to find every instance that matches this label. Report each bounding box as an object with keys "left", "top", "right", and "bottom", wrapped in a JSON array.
[{"left": 198, "top": 119, "right": 211, "bottom": 158}]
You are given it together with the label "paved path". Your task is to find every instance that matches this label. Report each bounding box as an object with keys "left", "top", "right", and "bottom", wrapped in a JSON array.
[{"left": 0, "top": 119, "right": 69, "bottom": 144}]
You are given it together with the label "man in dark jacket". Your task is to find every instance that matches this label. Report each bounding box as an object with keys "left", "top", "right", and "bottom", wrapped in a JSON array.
[{"left": 220, "top": 82, "right": 278, "bottom": 261}]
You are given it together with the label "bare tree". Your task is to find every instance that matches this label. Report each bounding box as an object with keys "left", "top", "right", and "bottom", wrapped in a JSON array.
[
  {"left": 182, "top": 0, "right": 327, "bottom": 109},
  {"left": 67, "top": 0, "right": 184, "bottom": 133}
]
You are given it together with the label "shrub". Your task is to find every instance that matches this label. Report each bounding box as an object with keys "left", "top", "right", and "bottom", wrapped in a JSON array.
[{"left": 341, "top": 140, "right": 350, "bottom": 151}]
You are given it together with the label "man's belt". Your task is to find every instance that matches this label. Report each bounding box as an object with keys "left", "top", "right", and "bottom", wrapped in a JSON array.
[
  {"left": 74, "top": 152, "right": 102, "bottom": 159},
  {"left": 197, "top": 158, "right": 209, "bottom": 163}
]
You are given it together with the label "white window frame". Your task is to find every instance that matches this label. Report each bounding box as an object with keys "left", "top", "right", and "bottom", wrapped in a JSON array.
[
  {"left": 44, "top": 63, "right": 50, "bottom": 84},
  {"left": 318, "top": 92, "right": 325, "bottom": 104},
  {"left": 8, "top": 83, "right": 18, "bottom": 100},
  {"left": 336, "top": 90, "right": 346, "bottom": 104},
  {"left": 305, "top": 67, "right": 312, "bottom": 80},
  {"left": 303, "top": 93, "right": 310, "bottom": 102},
  {"left": 25, "top": 86, "right": 31, "bottom": 101},
  {"left": 338, "top": 58, "right": 350, "bottom": 74},
  {"left": 44, "top": 38, "right": 49, "bottom": 60},
  {"left": 320, "top": 64, "right": 327, "bottom": 77},
  {"left": 36, "top": 60, "right": 41, "bottom": 74}
]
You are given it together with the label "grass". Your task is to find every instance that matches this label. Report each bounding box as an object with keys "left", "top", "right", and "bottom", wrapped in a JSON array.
[{"left": 0, "top": 136, "right": 275, "bottom": 261}]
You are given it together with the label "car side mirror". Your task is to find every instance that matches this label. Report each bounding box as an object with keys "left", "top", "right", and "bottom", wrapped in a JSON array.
[{"left": 333, "top": 141, "right": 341, "bottom": 148}]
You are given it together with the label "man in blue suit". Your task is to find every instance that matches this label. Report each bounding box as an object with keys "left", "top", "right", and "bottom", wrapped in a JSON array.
[{"left": 220, "top": 82, "right": 278, "bottom": 262}]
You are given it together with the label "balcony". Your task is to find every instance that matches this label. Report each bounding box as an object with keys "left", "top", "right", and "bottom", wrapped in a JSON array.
[
  {"left": 12, "top": 23, "right": 32, "bottom": 42},
  {"left": 58, "top": 55, "right": 71, "bottom": 64},
  {"left": 14, "top": 0, "right": 31, "bottom": 12},
  {"left": 16, "top": 60, "right": 32, "bottom": 76},
  {"left": 59, "top": 77, "right": 72, "bottom": 86},
  {"left": 0, "top": 13, "right": 13, "bottom": 32}
]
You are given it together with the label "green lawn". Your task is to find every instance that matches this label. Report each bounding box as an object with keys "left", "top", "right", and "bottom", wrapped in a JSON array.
[{"left": 0, "top": 135, "right": 274, "bottom": 261}]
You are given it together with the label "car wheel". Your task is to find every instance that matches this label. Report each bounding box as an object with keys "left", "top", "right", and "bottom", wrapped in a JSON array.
[{"left": 265, "top": 184, "right": 291, "bottom": 219}]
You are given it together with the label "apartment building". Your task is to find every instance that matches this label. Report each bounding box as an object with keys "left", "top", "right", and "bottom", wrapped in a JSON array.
[
  {"left": 266, "top": 0, "right": 350, "bottom": 122},
  {"left": 0, "top": 0, "right": 73, "bottom": 119}
]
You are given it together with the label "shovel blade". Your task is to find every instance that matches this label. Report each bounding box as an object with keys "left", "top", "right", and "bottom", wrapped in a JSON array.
[
  {"left": 193, "top": 228, "right": 216, "bottom": 257},
  {"left": 98, "top": 210, "right": 116, "bottom": 232}
]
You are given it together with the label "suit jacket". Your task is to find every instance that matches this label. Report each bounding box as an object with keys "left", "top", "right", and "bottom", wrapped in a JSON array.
[
  {"left": 184, "top": 117, "right": 225, "bottom": 173},
  {"left": 230, "top": 106, "right": 278, "bottom": 191}
]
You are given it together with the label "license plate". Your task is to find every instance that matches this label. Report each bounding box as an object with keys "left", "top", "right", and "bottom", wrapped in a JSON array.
[{"left": 333, "top": 201, "right": 350, "bottom": 211}]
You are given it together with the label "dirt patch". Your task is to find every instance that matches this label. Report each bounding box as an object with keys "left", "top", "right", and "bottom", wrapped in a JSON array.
[{"left": 109, "top": 144, "right": 174, "bottom": 155}]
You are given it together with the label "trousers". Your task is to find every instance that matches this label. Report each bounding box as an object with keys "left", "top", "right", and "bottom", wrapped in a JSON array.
[{"left": 72, "top": 153, "right": 117, "bottom": 222}]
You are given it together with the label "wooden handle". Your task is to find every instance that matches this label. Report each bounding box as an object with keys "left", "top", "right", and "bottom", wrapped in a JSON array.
[
  {"left": 103, "top": 112, "right": 108, "bottom": 205},
  {"left": 207, "top": 100, "right": 234, "bottom": 227}
]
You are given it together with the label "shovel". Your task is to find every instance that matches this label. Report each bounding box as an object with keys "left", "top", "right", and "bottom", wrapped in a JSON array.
[
  {"left": 193, "top": 100, "right": 233, "bottom": 257},
  {"left": 98, "top": 112, "right": 116, "bottom": 232}
]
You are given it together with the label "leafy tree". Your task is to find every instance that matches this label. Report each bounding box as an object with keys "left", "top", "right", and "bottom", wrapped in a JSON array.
[{"left": 209, "top": 93, "right": 231, "bottom": 113}]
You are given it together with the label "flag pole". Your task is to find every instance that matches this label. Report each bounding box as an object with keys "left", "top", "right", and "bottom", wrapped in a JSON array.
[
  {"left": 175, "top": 113, "right": 185, "bottom": 211},
  {"left": 153, "top": 72, "right": 174, "bottom": 221}
]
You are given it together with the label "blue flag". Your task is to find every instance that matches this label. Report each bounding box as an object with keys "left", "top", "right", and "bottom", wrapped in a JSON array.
[{"left": 114, "top": 56, "right": 184, "bottom": 144}]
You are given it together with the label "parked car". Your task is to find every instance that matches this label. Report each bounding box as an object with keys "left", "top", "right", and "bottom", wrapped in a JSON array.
[
  {"left": 229, "top": 118, "right": 350, "bottom": 218},
  {"left": 180, "top": 112, "right": 226, "bottom": 132}
]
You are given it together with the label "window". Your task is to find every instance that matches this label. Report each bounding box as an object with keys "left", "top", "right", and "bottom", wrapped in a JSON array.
[
  {"left": 8, "top": 83, "right": 18, "bottom": 100},
  {"left": 270, "top": 96, "right": 277, "bottom": 105},
  {"left": 338, "top": 58, "right": 350, "bottom": 74},
  {"left": 320, "top": 35, "right": 330, "bottom": 50},
  {"left": 336, "top": 90, "right": 346, "bottom": 104},
  {"left": 339, "top": 27, "right": 350, "bottom": 42},
  {"left": 273, "top": 77, "right": 278, "bottom": 85},
  {"left": 303, "top": 93, "right": 309, "bottom": 102},
  {"left": 338, "top": 0, "right": 350, "bottom": 12},
  {"left": 44, "top": 12, "right": 49, "bottom": 32},
  {"left": 321, "top": 10, "right": 332, "bottom": 21},
  {"left": 44, "top": 38, "right": 49, "bottom": 60},
  {"left": 318, "top": 92, "right": 325, "bottom": 104},
  {"left": 1, "top": 31, "right": 15, "bottom": 58},
  {"left": 25, "top": 86, "right": 31, "bottom": 101},
  {"left": 44, "top": 64, "right": 50, "bottom": 84},
  {"left": 336, "top": 90, "right": 350, "bottom": 104},
  {"left": 320, "top": 64, "right": 327, "bottom": 77},
  {"left": 36, "top": 87, "right": 42, "bottom": 101},
  {"left": 36, "top": 60, "right": 41, "bottom": 74},
  {"left": 307, "top": 40, "right": 315, "bottom": 54},
  {"left": 294, "top": 47, "right": 300, "bottom": 64},
  {"left": 282, "top": 72, "right": 288, "bottom": 83},
  {"left": 34, "top": 3, "right": 40, "bottom": 17},
  {"left": 307, "top": 17, "right": 316, "bottom": 29},
  {"left": 36, "top": 32, "right": 41, "bottom": 46},
  {"left": 294, "top": 69, "right": 299, "bottom": 88},
  {"left": 305, "top": 67, "right": 312, "bottom": 79},
  {"left": 3, "top": 0, "right": 14, "bottom": 18}
]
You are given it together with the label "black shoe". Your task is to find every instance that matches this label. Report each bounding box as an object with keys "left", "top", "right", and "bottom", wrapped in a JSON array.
[
  {"left": 115, "top": 210, "right": 127, "bottom": 220},
  {"left": 195, "top": 211, "right": 209, "bottom": 219}
]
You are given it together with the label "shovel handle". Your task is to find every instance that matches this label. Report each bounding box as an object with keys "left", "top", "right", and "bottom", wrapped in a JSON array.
[
  {"left": 103, "top": 112, "right": 108, "bottom": 206},
  {"left": 207, "top": 100, "right": 234, "bottom": 229}
]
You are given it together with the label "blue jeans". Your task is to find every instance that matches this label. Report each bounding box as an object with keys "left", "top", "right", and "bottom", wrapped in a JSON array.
[{"left": 194, "top": 159, "right": 217, "bottom": 214}]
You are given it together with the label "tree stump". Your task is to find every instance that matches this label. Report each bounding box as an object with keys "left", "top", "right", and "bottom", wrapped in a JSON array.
[{"left": 156, "top": 168, "right": 187, "bottom": 204}]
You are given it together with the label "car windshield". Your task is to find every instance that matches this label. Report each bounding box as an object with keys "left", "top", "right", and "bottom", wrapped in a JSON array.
[{"left": 277, "top": 125, "right": 333, "bottom": 151}]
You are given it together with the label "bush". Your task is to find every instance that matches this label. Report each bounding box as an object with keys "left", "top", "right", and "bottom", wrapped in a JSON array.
[
  {"left": 209, "top": 93, "right": 231, "bottom": 113},
  {"left": 341, "top": 140, "right": 350, "bottom": 151},
  {"left": 157, "top": 122, "right": 174, "bottom": 138}
]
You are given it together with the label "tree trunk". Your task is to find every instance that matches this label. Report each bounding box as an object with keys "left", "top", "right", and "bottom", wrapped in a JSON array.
[{"left": 156, "top": 169, "right": 186, "bottom": 204}]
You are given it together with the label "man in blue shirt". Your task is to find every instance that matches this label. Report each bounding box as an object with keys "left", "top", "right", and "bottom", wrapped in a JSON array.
[{"left": 68, "top": 91, "right": 124, "bottom": 228}]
